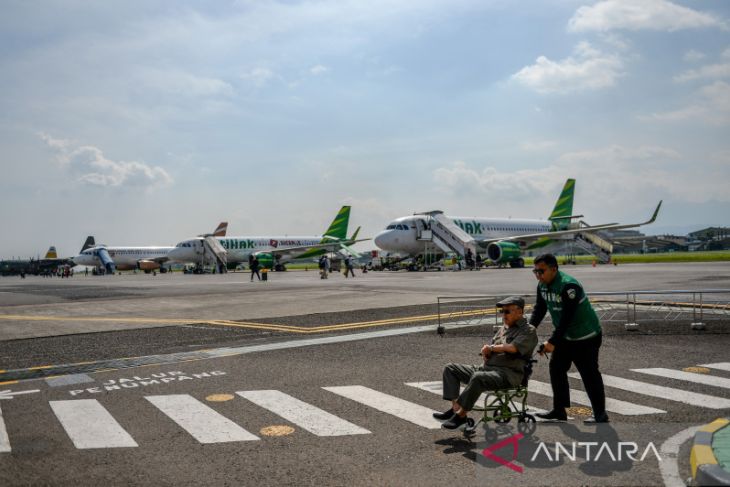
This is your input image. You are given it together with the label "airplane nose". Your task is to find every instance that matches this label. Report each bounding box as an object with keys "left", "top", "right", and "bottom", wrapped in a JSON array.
[{"left": 374, "top": 231, "right": 390, "bottom": 250}]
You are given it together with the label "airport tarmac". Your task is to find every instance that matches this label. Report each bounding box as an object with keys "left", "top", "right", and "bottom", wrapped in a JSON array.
[
  {"left": 0, "top": 262, "right": 729, "bottom": 486},
  {"left": 1, "top": 261, "right": 729, "bottom": 341}
]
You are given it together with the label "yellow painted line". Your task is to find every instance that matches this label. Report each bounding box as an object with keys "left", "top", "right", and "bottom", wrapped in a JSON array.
[
  {"left": 690, "top": 444, "right": 717, "bottom": 477},
  {"left": 28, "top": 365, "right": 53, "bottom": 370},
  {"left": 699, "top": 418, "right": 730, "bottom": 434},
  {"left": 0, "top": 380, "right": 18, "bottom": 386}
]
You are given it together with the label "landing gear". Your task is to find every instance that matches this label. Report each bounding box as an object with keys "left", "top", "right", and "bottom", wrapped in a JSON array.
[
  {"left": 274, "top": 264, "right": 287, "bottom": 272},
  {"left": 509, "top": 258, "right": 525, "bottom": 268}
]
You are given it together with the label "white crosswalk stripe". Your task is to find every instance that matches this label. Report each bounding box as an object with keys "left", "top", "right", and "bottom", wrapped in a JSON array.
[
  {"left": 237, "top": 390, "right": 370, "bottom": 437},
  {"left": 529, "top": 380, "right": 665, "bottom": 416},
  {"left": 323, "top": 385, "right": 442, "bottom": 429},
  {"left": 404, "top": 381, "right": 548, "bottom": 414},
  {"left": 700, "top": 362, "right": 730, "bottom": 372},
  {"left": 569, "top": 373, "right": 730, "bottom": 409},
  {"left": 0, "top": 405, "right": 10, "bottom": 453},
  {"left": 146, "top": 394, "right": 259, "bottom": 443},
  {"left": 632, "top": 368, "right": 730, "bottom": 390},
  {"left": 49, "top": 399, "right": 138, "bottom": 449}
]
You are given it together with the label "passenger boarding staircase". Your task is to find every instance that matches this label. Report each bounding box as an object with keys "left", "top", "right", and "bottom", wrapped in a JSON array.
[
  {"left": 203, "top": 237, "right": 228, "bottom": 272},
  {"left": 415, "top": 212, "right": 477, "bottom": 258},
  {"left": 574, "top": 223, "right": 613, "bottom": 263},
  {"left": 94, "top": 247, "right": 116, "bottom": 274}
]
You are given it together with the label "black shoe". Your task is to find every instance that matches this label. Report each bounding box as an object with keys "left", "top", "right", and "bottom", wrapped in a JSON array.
[
  {"left": 536, "top": 410, "right": 567, "bottom": 422},
  {"left": 442, "top": 414, "right": 468, "bottom": 430},
  {"left": 583, "top": 412, "right": 609, "bottom": 424},
  {"left": 433, "top": 408, "right": 455, "bottom": 421}
]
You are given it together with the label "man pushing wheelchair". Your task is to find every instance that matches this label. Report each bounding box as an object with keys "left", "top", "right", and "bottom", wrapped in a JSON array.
[{"left": 435, "top": 296, "right": 538, "bottom": 430}]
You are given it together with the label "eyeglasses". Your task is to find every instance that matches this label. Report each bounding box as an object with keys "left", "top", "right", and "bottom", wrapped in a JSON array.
[{"left": 532, "top": 268, "right": 546, "bottom": 275}]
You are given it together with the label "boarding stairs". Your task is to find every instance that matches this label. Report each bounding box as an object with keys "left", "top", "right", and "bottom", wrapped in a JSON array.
[
  {"left": 415, "top": 212, "right": 477, "bottom": 258},
  {"left": 94, "top": 247, "right": 116, "bottom": 274},
  {"left": 203, "top": 237, "right": 228, "bottom": 272},
  {"left": 574, "top": 224, "right": 613, "bottom": 263}
]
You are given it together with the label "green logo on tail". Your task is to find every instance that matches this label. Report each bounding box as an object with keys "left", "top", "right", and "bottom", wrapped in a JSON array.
[{"left": 549, "top": 179, "right": 575, "bottom": 231}]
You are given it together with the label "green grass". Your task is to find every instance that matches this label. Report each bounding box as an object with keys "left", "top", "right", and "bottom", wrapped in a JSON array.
[{"left": 523, "top": 250, "right": 730, "bottom": 265}]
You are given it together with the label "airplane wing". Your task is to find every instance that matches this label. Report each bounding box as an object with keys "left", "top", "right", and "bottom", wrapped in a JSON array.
[
  {"left": 477, "top": 201, "right": 662, "bottom": 246},
  {"left": 255, "top": 238, "right": 371, "bottom": 260}
]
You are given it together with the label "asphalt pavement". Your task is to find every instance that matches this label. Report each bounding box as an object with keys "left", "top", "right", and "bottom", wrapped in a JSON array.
[{"left": 0, "top": 262, "right": 729, "bottom": 486}]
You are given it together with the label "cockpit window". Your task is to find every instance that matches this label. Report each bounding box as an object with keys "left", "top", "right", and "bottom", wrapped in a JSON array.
[{"left": 386, "top": 224, "right": 396, "bottom": 230}]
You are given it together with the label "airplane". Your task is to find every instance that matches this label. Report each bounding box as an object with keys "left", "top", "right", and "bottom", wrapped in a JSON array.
[
  {"left": 167, "top": 206, "right": 368, "bottom": 271},
  {"left": 373, "top": 179, "right": 662, "bottom": 268},
  {"left": 71, "top": 223, "right": 227, "bottom": 274},
  {"left": 0, "top": 238, "right": 94, "bottom": 276}
]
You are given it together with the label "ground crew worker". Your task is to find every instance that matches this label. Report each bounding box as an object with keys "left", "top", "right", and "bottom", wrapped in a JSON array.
[
  {"left": 529, "top": 253, "right": 608, "bottom": 424},
  {"left": 435, "top": 296, "right": 538, "bottom": 430},
  {"left": 344, "top": 256, "right": 355, "bottom": 278},
  {"left": 250, "top": 256, "right": 261, "bottom": 282}
]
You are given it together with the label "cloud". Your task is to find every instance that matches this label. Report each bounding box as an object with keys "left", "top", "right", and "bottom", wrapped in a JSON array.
[
  {"left": 433, "top": 145, "right": 729, "bottom": 207},
  {"left": 674, "top": 62, "right": 730, "bottom": 83},
  {"left": 683, "top": 49, "right": 706, "bottom": 63},
  {"left": 41, "top": 133, "right": 173, "bottom": 189},
  {"left": 309, "top": 64, "right": 329, "bottom": 76},
  {"left": 640, "top": 80, "right": 730, "bottom": 124},
  {"left": 240, "top": 67, "right": 277, "bottom": 87},
  {"left": 511, "top": 42, "right": 623, "bottom": 94},
  {"left": 568, "top": 0, "right": 727, "bottom": 33}
]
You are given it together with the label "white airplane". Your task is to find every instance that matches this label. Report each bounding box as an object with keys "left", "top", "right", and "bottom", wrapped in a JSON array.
[
  {"left": 71, "top": 222, "right": 228, "bottom": 274},
  {"left": 167, "top": 206, "right": 366, "bottom": 270},
  {"left": 373, "top": 179, "right": 662, "bottom": 267}
]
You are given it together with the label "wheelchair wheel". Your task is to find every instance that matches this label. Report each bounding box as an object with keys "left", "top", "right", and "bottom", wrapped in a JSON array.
[
  {"left": 492, "top": 408, "right": 512, "bottom": 424},
  {"left": 517, "top": 413, "right": 536, "bottom": 435}
]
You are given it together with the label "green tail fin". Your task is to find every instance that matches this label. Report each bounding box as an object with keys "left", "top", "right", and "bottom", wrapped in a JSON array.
[
  {"left": 350, "top": 226, "right": 361, "bottom": 241},
  {"left": 322, "top": 206, "right": 351, "bottom": 241},
  {"left": 549, "top": 179, "right": 575, "bottom": 230}
]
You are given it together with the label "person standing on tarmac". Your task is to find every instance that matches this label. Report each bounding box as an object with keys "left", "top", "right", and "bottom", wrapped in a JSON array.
[
  {"left": 250, "top": 256, "right": 261, "bottom": 282},
  {"left": 529, "top": 253, "right": 608, "bottom": 424},
  {"left": 344, "top": 256, "right": 355, "bottom": 278}
]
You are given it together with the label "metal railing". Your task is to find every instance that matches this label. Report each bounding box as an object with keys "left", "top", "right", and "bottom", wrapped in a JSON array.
[{"left": 436, "top": 289, "right": 730, "bottom": 335}]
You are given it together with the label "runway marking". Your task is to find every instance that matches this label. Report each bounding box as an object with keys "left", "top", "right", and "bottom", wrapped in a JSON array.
[
  {"left": 569, "top": 373, "right": 730, "bottom": 409},
  {"left": 632, "top": 368, "right": 730, "bottom": 390},
  {"left": 323, "top": 385, "right": 442, "bottom": 429},
  {"left": 405, "top": 381, "right": 548, "bottom": 414},
  {"left": 237, "top": 390, "right": 370, "bottom": 437},
  {"left": 528, "top": 380, "right": 665, "bottom": 416},
  {"left": 0, "top": 308, "right": 496, "bottom": 335},
  {"left": 50, "top": 399, "right": 138, "bottom": 449},
  {"left": 0, "top": 322, "right": 484, "bottom": 383},
  {"left": 0, "top": 405, "right": 10, "bottom": 452},
  {"left": 659, "top": 425, "right": 700, "bottom": 487},
  {"left": 700, "top": 362, "right": 730, "bottom": 372},
  {"left": 146, "top": 395, "right": 259, "bottom": 443}
]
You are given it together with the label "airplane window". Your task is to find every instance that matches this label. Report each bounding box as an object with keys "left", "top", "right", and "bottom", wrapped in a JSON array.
[{"left": 387, "top": 225, "right": 396, "bottom": 230}]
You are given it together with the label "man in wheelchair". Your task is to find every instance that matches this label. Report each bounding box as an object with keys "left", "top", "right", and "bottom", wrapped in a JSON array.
[{"left": 435, "top": 296, "right": 538, "bottom": 429}]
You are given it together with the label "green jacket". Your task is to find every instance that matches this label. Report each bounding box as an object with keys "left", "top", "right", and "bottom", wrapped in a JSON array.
[{"left": 530, "top": 270, "right": 601, "bottom": 343}]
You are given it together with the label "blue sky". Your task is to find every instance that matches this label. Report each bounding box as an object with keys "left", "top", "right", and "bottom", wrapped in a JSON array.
[{"left": 1, "top": 0, "right": 729, "bottom": 257}]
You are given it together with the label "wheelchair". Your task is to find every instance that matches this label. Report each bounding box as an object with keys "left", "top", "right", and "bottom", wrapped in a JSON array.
[{"left": 463, "top": 347, "right": 544, "bottom": 438}]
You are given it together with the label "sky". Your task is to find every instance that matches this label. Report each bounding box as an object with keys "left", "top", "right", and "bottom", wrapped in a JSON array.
[{"left": 1, "top": 0, "right": 729, "bottom": 258}]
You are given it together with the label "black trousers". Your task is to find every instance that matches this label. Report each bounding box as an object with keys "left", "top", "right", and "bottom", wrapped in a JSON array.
[{"left": 549, "top": 333, "right": 606, "bottom": 415}]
